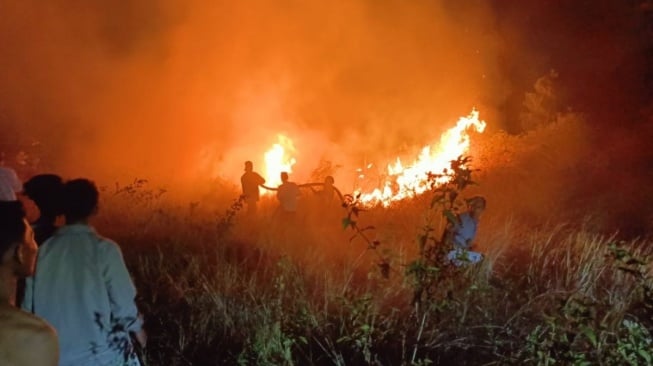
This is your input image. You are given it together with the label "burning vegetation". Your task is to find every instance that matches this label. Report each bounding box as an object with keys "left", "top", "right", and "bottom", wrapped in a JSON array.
[{"left": 2, "top": 0, "right": 653, "bottom": 365}]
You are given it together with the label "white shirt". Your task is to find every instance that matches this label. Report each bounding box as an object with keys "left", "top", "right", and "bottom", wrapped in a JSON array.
[
  {"left": 0, "top": 166, "right": 22, "bottom": 200},
  {"left": 277, "top": 181, "right": 300, "bottom": 212},
  {"left": 452, "top": 212, "right": 478, "bottom": 249},
  {"left": 23, "top": 224, "right": 142, "bottom": 366}
]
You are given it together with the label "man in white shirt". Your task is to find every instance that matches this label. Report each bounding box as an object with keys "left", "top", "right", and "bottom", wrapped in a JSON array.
[
  {"left": 445, "top": 196, "right": 486, "bottom": 266},
  {"left": 277, "top": 171, "right": 300, "bottom": 216},
  {"left": 0, "top": 164, "right": 23, "bottom": 201},
  {"left": 24, "top": 179, "right": 146, "bottom": 366}
]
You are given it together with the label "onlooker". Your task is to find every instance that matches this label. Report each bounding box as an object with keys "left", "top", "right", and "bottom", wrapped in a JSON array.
[
  {"left": 444, "top": 196, "right": 486, "bottom": 266},
  {"left": 0, "top": 201, "right": 58, "bottom": 366},
  {"left": 22, "top": 174, "right": 64, "bottom": 246},
  {"left": 241, "top": 161, "right": 266, "bottom": 216},
  {"left": 0, "top": 159, "right": 23, "bottom": 201},
  {"left": 17, "top": 174, "right": 64, "bottom": 307},
  {"left": 276, "top": 171, "right": 300, "bottom": 217},
  {"left": 23, "top": 179, "right": 146, "bottom": 366}
]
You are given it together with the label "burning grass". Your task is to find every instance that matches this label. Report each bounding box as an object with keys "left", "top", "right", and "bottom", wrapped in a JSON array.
[
  {"left": 58, "top": 114, "right": 653, "bottom": 365},
  {"left": 95, "top": 172, "right": 653, "bottom": 365}
]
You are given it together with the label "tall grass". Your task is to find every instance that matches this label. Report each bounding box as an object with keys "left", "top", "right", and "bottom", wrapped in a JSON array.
[{"left": 92, "top": 178, "right": 653, "bottom": 365}]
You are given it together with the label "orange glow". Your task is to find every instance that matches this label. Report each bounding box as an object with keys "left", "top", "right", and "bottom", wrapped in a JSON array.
[
  {"left": 357, "top": 109, "right": 486, "bottom": 206},
  {"left": 263, "top": 134, "right": 297, "bottom": 189},
  {"left": 259, "top": 110, "right": 486, "bottom": 205}
]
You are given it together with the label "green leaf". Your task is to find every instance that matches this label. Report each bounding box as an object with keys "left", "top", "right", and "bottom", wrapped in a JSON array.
[
  {"left": 444, "top": 210, "right": 459, "bottom": 225},
  {"left": 580, "top": 325, "right": 597, "bottom": 347},
  {"left": 342, "top": 217, "right": 352, "bottom": 229},
  {"left": 638, "top": 349, "right": 652, "bottom": 363}
]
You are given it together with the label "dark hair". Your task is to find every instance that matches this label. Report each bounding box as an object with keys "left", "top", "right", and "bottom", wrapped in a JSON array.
[
  {"left": 0, "top": 201, "right": 27, "bottom": 259},
  {"left": 63, "top": 179, "right": 99, "bottom": 222},
  {"left": 23, "top": 174, "right": 64, "bottom": 217},
  {"left": 467, "top": 196, "right": 487, "bottom": 210}
]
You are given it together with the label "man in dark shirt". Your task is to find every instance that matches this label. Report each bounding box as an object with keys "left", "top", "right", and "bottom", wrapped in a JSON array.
[{"left": 240, "top": 161, "right": 266, "bottom": 216}]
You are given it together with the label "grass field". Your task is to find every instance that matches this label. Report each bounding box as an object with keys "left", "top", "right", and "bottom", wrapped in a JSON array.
[
  {"left": 93, "top": 177, "right": 650, "bottom": 364},
  {"left": 81, "top": 117, "right": 653, "bottom": 365}
]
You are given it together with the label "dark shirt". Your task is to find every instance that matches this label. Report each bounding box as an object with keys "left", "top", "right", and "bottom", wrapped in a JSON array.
[{"left": 241, "top": 172, "right": 265, "bottom": 201}]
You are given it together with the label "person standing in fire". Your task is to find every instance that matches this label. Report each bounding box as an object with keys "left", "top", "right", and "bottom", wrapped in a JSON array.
[
  {"left": 241, "top": 161, "right": 266, "bottom": 217},
  {"left": 276, "top": 171, "right": 301, "bottom": 220}
]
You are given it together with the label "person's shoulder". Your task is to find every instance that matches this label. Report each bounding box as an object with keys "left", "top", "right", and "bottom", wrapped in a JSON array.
[
  {"left": 96, "top": 234, "right": 121, "bottom": 251},
  {"left": 0, "top": 306, "right": 57, "bottom": 348},
  {"left": 17, "top": 310, "right": 57, "bottom": 338},
  {"left": 7, "top": 312, "right": 58, "bottom": 366}
]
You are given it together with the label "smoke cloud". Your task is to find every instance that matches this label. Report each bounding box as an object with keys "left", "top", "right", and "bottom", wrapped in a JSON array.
[
  {"left": 0, "top": 1, "right": 502, "bottom": 188},
  {"left": 1, "top": 0, "right": 652, "bottom": 233}
]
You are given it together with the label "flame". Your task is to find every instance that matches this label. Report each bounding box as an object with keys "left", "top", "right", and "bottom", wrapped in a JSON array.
[
  {"left": 258, "top": 109, "right": 486, "bottom": 205},
  {"left": 263, "top": 134, "right": 297, "bottom": 189},
  {"left": 357, "top": 109, "right": 486, "bottom": 206}
]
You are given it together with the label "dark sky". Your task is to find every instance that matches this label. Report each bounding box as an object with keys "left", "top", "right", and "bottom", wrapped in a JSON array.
[{"left": 491, "top": 0, "right": 653, "bottom": 130}]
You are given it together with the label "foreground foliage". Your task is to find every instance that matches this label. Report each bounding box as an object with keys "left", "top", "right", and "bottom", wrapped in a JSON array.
[{"left": 93, "top": 164, "right": 653, "bottom": 366}]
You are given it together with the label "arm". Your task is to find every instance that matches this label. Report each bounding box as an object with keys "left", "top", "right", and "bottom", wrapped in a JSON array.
[{"left": 101, "top": 243, "right": 144, "bottom": 335}]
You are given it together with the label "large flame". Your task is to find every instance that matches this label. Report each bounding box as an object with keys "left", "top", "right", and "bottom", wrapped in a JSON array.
[
  {"left": 357, "top": 109, "right": 486, "bottom": 206},
  {"left": 263, "top": 134, "right": 297, "bottom": 189},
  {"left": 259, "top": 110, "right": 486, "bottom": 204}
]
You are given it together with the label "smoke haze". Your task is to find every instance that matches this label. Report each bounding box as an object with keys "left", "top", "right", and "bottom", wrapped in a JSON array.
[
  {"left": 0, "top": 1, "right": 501, "bottom": 185},
  {"left": 1, "top": 0, "right": 652, "bottom": 231}
]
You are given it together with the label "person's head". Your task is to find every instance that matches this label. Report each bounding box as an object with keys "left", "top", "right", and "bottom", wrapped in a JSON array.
[
  {"left": 280, "top": 172, "right": 289, "bottom": 183},
  {"left": 466, "top": 196, "right": 486, "bottom": 218},
  {"left": 23, "top": 174, "right": 64, "bottom": 219},
  {"left": 244, "top": 161, "right": 253, "bottom": 172},
  {"left": 0, "top": 201, "right": 37, "bottom": 277},
  {"left": 324, "top": 176, "right": 335, "bottom": 186},
  {"left": 62, "top": 179, "right": 99, "bottom": 223}
]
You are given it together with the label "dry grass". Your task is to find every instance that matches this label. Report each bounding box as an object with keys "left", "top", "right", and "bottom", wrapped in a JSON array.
[
  {"left": 83, "top": 116, "right": 653, "bottom": 365},
  {"left": 90, "top": 180, "right": 653, "bottom": 366}
]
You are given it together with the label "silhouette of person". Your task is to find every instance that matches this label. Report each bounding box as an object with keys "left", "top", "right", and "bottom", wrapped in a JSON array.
[
  {"left": 16, "top": 174, "right": 64, "bottom": 310},
  {"left": 0, "top": 157, "right": 23, "bottom": 201},
  {"left": 23, "top": 179, "right": 146, "bottom": 366},
  {"left": 0, "top": 201, "right": 58, "bottom": 366},
  {"left": 277, "top": 171, "right": 300, "bottom": 218},
  {"left": 22, "top": 174, "right": 64, "bottom": 246},
  {"left": 241, "top": 161, "right": 265, "bottom": 216},
  {"left": 314, "top": 176, "right": 337, "bottom": 207},
  {"left": 444, "top": 196, "right": 486, "bottom": 266}
]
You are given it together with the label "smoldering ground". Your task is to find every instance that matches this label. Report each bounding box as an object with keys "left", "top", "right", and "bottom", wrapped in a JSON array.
[{"left": 1, "top": 0, "right": 652, "bottom": 233}]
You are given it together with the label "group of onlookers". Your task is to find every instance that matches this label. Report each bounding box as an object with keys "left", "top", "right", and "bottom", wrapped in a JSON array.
[{"left": 0, "top": 164, "right": 145, "bottom": 366}]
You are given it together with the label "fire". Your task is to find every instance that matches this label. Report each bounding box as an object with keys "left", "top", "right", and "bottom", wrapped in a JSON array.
[
  {"left": 259, "top": 109, "right": 486, "bottom": 205},
  {"left": 357, "top": 109, "right": 486, "bottom": 206},
  {"left": 263, "top": 134, "right": 297, "bottom": 189}
]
